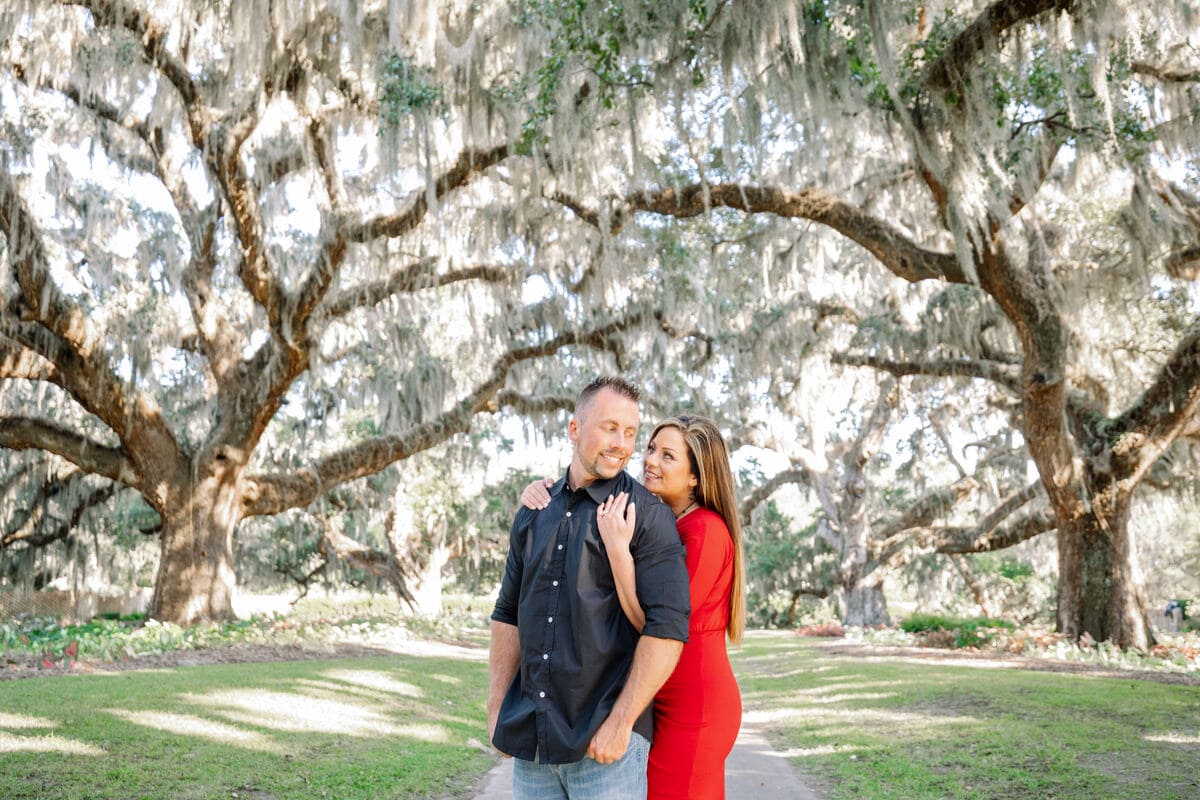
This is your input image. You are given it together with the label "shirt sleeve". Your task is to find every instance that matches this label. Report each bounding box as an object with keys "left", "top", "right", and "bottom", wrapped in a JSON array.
[
  {"left": 632, "top": 500, "right": 691, "bottom": 642},
  {"left": 491, "top": 509, "right": 532, "bottom": 626}
]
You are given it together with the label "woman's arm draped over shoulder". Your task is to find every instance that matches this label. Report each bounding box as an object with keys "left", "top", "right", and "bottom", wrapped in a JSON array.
[{"left": 597, "top": 492, "right": 646, "bottom": 632}]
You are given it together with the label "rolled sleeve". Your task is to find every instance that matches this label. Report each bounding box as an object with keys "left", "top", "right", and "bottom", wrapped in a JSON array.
[
  {"left": 632, "top": 496, "right": 690, "bottom": 642},
  {"left": 490, "top": 510, "right": 531, "bottom": 626}
]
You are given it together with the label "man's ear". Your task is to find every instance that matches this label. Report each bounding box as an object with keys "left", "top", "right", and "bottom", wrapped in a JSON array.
[{"left": 568, "top": 417, "right": 580, "bottom": 444}]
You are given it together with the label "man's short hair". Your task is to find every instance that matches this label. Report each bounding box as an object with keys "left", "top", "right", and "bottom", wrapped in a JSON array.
[{"left": 575, "top": 376, "right": 641, "bottom": 417}]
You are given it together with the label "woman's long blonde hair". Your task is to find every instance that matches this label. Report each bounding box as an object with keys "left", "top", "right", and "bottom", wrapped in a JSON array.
[{"left": 650, "top": 415, "right": 746, "bottom": 645}]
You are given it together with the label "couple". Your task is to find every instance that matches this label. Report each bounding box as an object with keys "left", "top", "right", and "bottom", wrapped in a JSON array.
[{"left": 488, "top": 376, "right": 747, "bottom": 799}]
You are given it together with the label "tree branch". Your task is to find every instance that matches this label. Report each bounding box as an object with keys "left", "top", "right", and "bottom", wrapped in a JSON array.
[
  {"left": 844, "top": 380, "right": 897, "bottom": 474},
  {"left": 875, "top": 480, "right": 1049, "bottom": 568},
  {"left": 832, "top": 352, "right": 1023, "bottom": 393},
  {"left": 0, "top": 417, "right": 133, "bottom": 484},
  {"left": 1165, "top": 246, "right": 1200, "bottom": 281},
  {"left": 344, "top": 144, "right": 511, "bottom": 243},
  {"left": 0, "top": 176, "right": 180, "bottom": 482},
  {"left": 74, "top": 0, "right": 286, "bottom": 333},
  {"left": 71, "top": 0, "right": 205, "bottom": 144},
  {"left": 1, "top": 176, "right": 104, "bottom": 358},
  {"left": 320, "top": 260, "right": 516, "bottom": 321},
  {"left": 243, "top": 311, "right": 645, "bottom": 515},
  {"left": 1131, "top": 61, "right": 1200, "bottom": 84},
  {"left": 14, "top": 62, "right": 234, "bottom": 376},
  {"left": 904, "top": 508, "right": 1057, "bottom": 558},
  {"left": 740, "top": 468, "right": 807, "bottom": 526},
  {"left": 292, "top": 143, "right": 511, "bottom": 353},
  {"left": 315, "top": 516, "right": 416, "bottom": 608},
  {"left": 873, "top": 475, "right": 982, "bottom": 547},
  {"left": 1111, "top": 316, "right": 1200, "bottom": 483},
  {"left": 493, "top": 391, "right": 575, "bottom": 415},
  {"left": 655, "top": 311, "right": 715, "bottom": 370},
  {"left": 1, "top": 478, "right": 121, "bottom": 550},
  {"left": 0, "top": 336, "right": 58, "bottom": 382},
  {"left": 557, "top": 183, "right": 968, "bottom": 283},
  {"left": 922, "top": 0, "right": 1076, "bottom": 98},
  {"left": 219, "top": 108, "right": 284, "bottom": 330}
]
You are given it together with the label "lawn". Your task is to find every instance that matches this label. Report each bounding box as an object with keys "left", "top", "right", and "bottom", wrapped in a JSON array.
[
  {"left": 0, "top": 651, "right": 493, "bottom": 800},
  {"left": 3, "top": 628, "right": 1198, "bottom": 799},
  {"left": 732, "top": 631, "right": 1200, "bottom": 800}
]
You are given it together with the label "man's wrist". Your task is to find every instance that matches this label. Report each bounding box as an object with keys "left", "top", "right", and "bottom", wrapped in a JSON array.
[{"left": 606, "top": 699, "right": 637, "bottom": 729}]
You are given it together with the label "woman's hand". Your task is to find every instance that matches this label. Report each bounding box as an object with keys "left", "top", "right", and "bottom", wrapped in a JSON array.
[
  {"left": 597, "top": 492, "right": 644, "bottom": 631},
  {"left": 519, "top": 477, "right": 555, "bottom": 509},
  {"left": 597, "top": 492, "right": 636, "bottom": 555}
]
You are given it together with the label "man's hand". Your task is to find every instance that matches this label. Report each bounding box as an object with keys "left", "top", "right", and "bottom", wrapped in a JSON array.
[
  {"left": 487, "top": 710, "right": 512, "bottom": 759},
  {"left": 586, "top": 714, "right": 632, "bottom": 765},
  {"left": 585, "top": 635, "right": 682, "bottom": 765}
]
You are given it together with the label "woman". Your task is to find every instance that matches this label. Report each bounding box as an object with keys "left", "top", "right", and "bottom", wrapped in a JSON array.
[{"left": 521, "top": 415, "right": 746, "bottom": 799}]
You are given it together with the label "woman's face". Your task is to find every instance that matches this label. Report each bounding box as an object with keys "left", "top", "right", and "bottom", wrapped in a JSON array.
[{"left": 641, "top": 426, "right": 697, "bottom": 508}]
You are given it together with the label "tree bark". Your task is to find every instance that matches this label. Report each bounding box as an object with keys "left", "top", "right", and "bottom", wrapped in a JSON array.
[
  {"left": 1057, "top": 488, "right": 1156, "bottom": 648},
  {"left": 149, "top": 466, "right": 243, "bottom": 625},
  {"left": 842, "top": 582, "right": 891, "bottom": 627}
]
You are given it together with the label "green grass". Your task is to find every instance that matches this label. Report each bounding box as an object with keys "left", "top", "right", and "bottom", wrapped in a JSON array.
[
  {"left": 6, "top": 629, "right": 1198, "bottom": 799},
  {"left": 732, "top": 631, "right": 1200, "bottom": 800},
  {"left": 0, "top": 653, "right": 493, "bottom": 800}
]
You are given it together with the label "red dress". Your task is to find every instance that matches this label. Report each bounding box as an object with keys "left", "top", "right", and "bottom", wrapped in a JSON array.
[{"left": 647, "top": 507, "right": 741, "bottom": 799}]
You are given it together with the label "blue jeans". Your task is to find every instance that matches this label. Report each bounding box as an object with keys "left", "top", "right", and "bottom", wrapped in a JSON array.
[{"left": 512, "top": 733, "right": 649, "bottom": 800}]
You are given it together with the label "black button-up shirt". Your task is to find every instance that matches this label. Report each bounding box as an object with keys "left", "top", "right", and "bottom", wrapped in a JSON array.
[{"left": 490, "top": 469, "right": 690, "bottom": 764}]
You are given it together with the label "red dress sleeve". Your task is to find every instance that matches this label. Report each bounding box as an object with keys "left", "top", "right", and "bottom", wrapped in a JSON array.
[{"left": 678, "top": 509, "right": 733, "bottom": 632}]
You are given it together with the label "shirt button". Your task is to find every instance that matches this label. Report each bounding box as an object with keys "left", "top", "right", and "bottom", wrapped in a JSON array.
[
  {"left": 557, "top": 544, "right": 563, "bottom": 550},
  {"left": 547, "top": 616, "right": 553, "bottom": 623},
  {"left": 542, "top": 653, "right": 549, "bottom": 660},
  {"left": 565, "top": 511, "right": 572, "bottom": 517},
  {"left": 552, "top": 580, "right": 559, "bottom": 587},
  {"left": 539, "top": 691, "right": 546, "bottom": 698}
]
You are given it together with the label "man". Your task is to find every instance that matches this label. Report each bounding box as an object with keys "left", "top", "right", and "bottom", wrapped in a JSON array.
[{"left": 488, "top": 376, "right": 691, "bottom": 799}]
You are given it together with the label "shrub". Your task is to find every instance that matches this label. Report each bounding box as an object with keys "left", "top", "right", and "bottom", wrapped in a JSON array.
[
  {"left": 795, "top": 622, "right": 845, "bottom": 637},
  {"left": 901, "top": 614, "right": 1016, "bottom": 649}
]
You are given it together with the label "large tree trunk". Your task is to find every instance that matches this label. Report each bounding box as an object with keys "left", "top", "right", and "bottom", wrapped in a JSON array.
[
  {"left": 842, "top": 579, "right": 890, "bottom": 627},
  {"left": 1106, "top": 496, "right": 1156, "bottom": 649},
  {"left": 1056, "top": 493, "right": 1155, "bottom": 649},
  {"left": 149, "top": 469, "right": 242, "bottom": 626}
]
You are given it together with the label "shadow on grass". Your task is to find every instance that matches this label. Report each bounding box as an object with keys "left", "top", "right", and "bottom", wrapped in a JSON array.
[
  {"left": 0, "top": 653, "right": 493, "bottom": 800},
  {"left": 731, "top": 631, "right": 1200, "bottom": 800}
]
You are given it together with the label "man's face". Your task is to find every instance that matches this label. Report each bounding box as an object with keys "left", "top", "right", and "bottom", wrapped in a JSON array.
[{"left": 568, "top": 388, "right": 640, "bottom": 486}]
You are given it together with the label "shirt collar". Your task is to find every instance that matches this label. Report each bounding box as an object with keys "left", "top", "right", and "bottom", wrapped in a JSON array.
[{"left": 556, "top": 468, "right": 625, "bottom": 504}]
